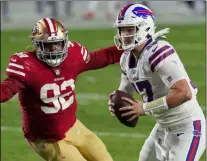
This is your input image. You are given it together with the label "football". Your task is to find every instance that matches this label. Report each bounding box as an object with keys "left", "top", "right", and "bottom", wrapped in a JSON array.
[{"left": 111, "top": 90, "right": 138, "bottom": 127}]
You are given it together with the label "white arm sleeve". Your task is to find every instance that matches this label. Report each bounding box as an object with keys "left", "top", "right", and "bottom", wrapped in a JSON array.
[
  {"left": 118, "top": 73, "right": 135, "bottom": 95},
  {"left": 118, "top": 52, "right": 136, "bottom": 95}
]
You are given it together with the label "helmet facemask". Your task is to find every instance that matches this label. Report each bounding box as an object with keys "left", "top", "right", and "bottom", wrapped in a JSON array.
[
  {"left": 114, "top": 25, "right": 138, "bottom": 51},
  {"left": 33, "top": 37, "right": 68, "bottom": 67}
]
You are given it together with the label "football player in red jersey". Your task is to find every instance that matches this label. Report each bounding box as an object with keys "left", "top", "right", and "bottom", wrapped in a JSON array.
[{"left": 0, "top": 18, "right": 123, "bottom": 161}]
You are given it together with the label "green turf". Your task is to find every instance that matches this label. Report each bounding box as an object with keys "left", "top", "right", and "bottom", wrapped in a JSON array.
[{"left": 1, "top": 24, "right": 206, "bottom": 161}]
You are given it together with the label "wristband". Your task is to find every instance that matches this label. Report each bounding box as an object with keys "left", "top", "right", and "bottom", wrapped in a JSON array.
[{"left": 143, "top": 96, "right": 168, "bottom": 115}]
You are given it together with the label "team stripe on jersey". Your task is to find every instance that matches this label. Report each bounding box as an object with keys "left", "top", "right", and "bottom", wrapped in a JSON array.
[
  {"left": 190, "top": 81, "right": 197, "bottom": 89},
  {"left": 81, "top": 46, "right": 88, "bottom": 61},
  {"left": 6, "top": 62, "right": 25, "bottom": 76},
  {"left": 8, "top": 63, "right": 24, "bottom": 69},
  {"left": 43, "top": 18, "right": 57, "bottom": 36},
  {"left": 6, "top": 68, "right": 25, "bottom": 76},
  {"left": 149, "top": 45, "right": 171, "bottom": 64},
  {"left": 186, "top": 120, "right": 201, "bottom": 161},
  {"left": 150, "top": 48, "right": 175, "bottom": 72}
]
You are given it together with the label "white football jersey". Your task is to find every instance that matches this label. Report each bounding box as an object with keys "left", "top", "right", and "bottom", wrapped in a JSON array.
[{"left": 119, "top": 39, "right": 205, "bottom": 128}]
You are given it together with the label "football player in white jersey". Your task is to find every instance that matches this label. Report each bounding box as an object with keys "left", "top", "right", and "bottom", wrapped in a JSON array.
[{"left": 108, "top": 4, "right": 206, "bottom": 161}]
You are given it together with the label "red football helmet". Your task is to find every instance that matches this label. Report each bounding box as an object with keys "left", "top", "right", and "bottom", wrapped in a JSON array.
[{"left": 30, "top": 18, "right": 68, "bottom": 67}]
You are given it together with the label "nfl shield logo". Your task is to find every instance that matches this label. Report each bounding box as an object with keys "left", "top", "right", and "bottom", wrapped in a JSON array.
[{"left": 55, "top": 69, "right": 60, "bottom": 75}]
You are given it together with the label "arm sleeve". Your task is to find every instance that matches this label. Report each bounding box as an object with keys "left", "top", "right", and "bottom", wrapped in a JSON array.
[
  {"left": 118, "top": 73, "right": 135, "bottom": 96},
  {"left": 149, "top": 43, "right": 198, "bottom": 96},
  {"left": 118, "top": 54, "right": 135, "bottom": 95},
  {"left": 0, "top": 76, "right": 26, "bottom": 103},
  {"left": 6, "top": 54, "right": 28, "bottom": 81},
  {"left": 147, "top": 41, "right": 187, "bottom": 88},
  {"left": 80, "top": 45, "right": 123, "bottom": 72}
]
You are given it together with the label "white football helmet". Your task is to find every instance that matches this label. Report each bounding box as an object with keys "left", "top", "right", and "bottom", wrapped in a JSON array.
[{"left": 114, "top": 4, "right": 155, "bottom": 51}]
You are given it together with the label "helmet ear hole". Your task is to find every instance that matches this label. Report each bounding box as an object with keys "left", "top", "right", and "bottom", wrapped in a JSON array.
[
  {"left": 146, "top": 28, "right": 152, "bottom": 38},
  {"left": 136, "top": 26, "right": 139, "bottom": 32},
  {"left": 146, "top": 34, "right": 151, "bottom": 39}
]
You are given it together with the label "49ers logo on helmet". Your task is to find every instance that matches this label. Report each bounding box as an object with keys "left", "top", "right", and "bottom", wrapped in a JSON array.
[{"left": 32, "top": 24, "right": 39, "bottom": 36}]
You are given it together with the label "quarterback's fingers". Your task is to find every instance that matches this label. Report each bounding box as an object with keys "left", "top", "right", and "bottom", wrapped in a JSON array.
[
  {"left": 109, "top": 106, "right": 115, "bottom": 112},
  {"left": 109, "top": 91, "right": 115, "bottom": 98},
  {"left": 110, "top": 111, "right": 115, "bottom": 117},
  {"left": 119, "top": 106, "right": 132, "bottom": 111},
  {"left": 121, "top": 110, "right": 135, "bottom": 117},
  {"left": 109, "top": 106, "right": 115, "bottom": 116},
  {"left": 121, "top": 97, "right": 135, "bottom": 105},
  {"left": 108, "top": 104, "right": 115, "bottom": 115},
  {"left": 108, "top": 101, "right": 115, "bottom": 106},
  {"left": 127, "top": 115, "right": 137, "bottom": 122},
  {"left": 108, "top": 106, "right": 115, "bottom": 117}
]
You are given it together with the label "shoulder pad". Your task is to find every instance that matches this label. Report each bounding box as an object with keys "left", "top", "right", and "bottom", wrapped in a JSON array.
[
  {"left": 68, "top": 41, "right": 80, "bottom": 48},
  {"left": 68, "top": 41, "right": 90, "bottom": 63},
  {"left": 148, "top": 40, "right": 176, "bottom": 72}
]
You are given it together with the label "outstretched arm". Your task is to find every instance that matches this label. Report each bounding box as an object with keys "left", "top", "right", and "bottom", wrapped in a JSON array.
[
  {"left": 0, "top": 77, "right": 26, "bottom": 103},
  {"left": 82, "top": 45, "right": 123, "bottom": 72}
]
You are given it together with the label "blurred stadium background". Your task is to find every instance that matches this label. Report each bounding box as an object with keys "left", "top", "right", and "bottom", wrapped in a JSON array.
[{"left": 1, "top": 1, "right": 206, "bottom": 161}]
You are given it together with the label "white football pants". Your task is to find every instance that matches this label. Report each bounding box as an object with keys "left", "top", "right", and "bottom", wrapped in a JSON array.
[{"left": 138, "top": 120, "right": 206, "bottom": 161}]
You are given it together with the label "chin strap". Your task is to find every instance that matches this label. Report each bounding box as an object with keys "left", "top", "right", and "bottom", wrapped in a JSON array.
[{"left": 151, "top": 28, "right": 170, "bottom": 40}]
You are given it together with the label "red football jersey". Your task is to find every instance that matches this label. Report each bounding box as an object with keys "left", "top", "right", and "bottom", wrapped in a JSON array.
[{"left": 4, "top": 41, "right": 122, "bottom": 141}]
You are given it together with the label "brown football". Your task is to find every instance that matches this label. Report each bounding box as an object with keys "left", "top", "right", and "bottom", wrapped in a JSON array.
[{"left": 111, "top": 90, "right": 138, "bottom": 127}]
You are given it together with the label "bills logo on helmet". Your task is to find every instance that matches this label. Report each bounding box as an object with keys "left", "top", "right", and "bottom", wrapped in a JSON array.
[
  {"left": 32, "top": 24, "right": 39, "bottom": 36},
  {"left": 132, "top": 6, "right": 154, "bottom": 20}
]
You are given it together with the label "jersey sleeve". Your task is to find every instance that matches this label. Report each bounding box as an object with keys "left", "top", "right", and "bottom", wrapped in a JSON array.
[
  {"left": 120, "top": 52, "right": 127, "bottom": 73},
  {"left": 118, "top": 53, "right": 135, "bottom": 95},
  {"left": 6, "top": 53, "right": 29, "bottom": 82},
  {"left": 148, "top": 41, "right": 187, "bottom": 87},
  {"left": 0, "top": 76, "right": 26, "bottom": 103},
  {"left": 71, "top": 41, "right": 123, "bottom": 73},
  {"left": 86, "top": 45, "right": 123, "bottom": 70},
  {"left": 118, "top": 74, "right": 135, "bottom": 95}
]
